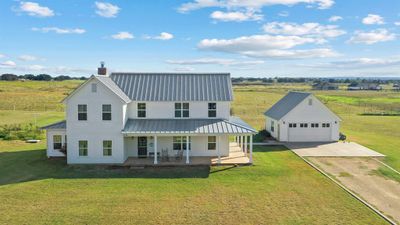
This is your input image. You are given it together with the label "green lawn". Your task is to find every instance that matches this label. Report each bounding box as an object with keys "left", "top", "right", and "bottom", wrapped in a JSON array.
[{"left": 0, "top": 143, "right": 385, "bottom": 224}]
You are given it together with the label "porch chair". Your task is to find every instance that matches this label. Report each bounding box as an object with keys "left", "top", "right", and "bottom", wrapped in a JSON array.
[
  {"left": 161, "top": 148, "right": 169, "bottom": 162},
  {"left": 175, "top": 150, "right": 183, "bottom": 161}
]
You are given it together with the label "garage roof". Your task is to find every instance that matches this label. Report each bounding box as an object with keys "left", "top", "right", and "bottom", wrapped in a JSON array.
[{"left": 264, "top": 92, "right": 311, "bottom": 120}]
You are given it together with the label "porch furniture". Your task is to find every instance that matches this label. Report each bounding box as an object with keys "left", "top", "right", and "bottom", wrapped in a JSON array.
[
  {"left": 161, "top": 148, "right": 169, "bottom": 162},
  {"left": 175, "top": 150, "right": 183, "bottom": 161}
]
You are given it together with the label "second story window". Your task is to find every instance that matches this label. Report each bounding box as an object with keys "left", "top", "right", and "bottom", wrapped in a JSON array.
[
  {"left": 175, "top": 103, "right": 189, "bottom": 118},
  {"left": 208, "top": 103, "right": 217, "bottom": 117},
  {"left": 78, "top": 104, "right": 87, "bottom": 121},
  {"left": 102, "top": 104, "right": 112, "bottom": 121},
  {"left": 91, "top": 83, "right": 97, "bottom": 93},
  {"left": 137, "top": 103, "right": 146, "bottom": 118}
]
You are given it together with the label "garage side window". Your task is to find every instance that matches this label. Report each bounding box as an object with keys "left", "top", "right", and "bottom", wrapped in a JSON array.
[
  {"left": 289, "top": 123, "right": 297, "bottom": 128},
  {"left": 270, "top": 121, "right": 275, "bottom": 132},
  {"left": 311, "top": 123, "right": 319, "bottom": 128}
]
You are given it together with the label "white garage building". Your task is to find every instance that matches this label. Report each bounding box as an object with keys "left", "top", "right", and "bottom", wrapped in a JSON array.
[{"left": 264, "top": 92, "right": 341, "bottom": 142}]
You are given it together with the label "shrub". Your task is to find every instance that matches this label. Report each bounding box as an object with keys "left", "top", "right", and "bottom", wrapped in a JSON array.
[
  {"left": 0, "top": 123, "right": 44, "bottom": 141},
  {"left": 253, "top": 129, "right": 271, "bottom": 142}
]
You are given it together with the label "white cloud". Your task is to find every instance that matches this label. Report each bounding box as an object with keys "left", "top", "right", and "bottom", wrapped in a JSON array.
[
  {"left": 166, "top": 58, "right": 264, "bottom": 66},
  {"left": 111, "top": 32, "right": 134, "bottom": 40},
  {"left": 178, "top": 0, "right": 334, "bottom": 13},
  {"left": 173, "top": 66, "right": 195, "bottom": 71},
  {"left": 32, "top": 27, "right": 86, "bottom": 34},
  {"left": 362, "top": 14, "right": 384, "bottom": 25},
  {"left": 198, "top": 34, "right": 339, "bottom": 59},
  {"left": 304, "top": 57, "right": 400, "bottom": 69},
  {"left": 210, "top": 10, "right": 263, "bottom": 22},
  {"left": 395, "top": 21, "right": 400, "bottom": 26},
  {"left": 328, "top": 16, "right": 342, "bottom": 22},
  {"left": 348, "top": 29, "right": 396, "bottom": 44},
  {"left": 145, "top": 32, "right": 174, "bottom": 40},
  {"left": 0, "top": 61, "right": 17, "bottom": 68},
  {"left": 0, "top": 54, "right": 5, "bottom": 58},
  {"left": 262, "top": 22, "right": 346, "bottom": 39},
  {"left": 18, "top": 55, "right": 38, "bottom": 61},
  {"left": 19, "top": 1, "right": 54, "bottom": 17},
  {"left": 278, "top": 11, "right": 289, "bottom": 17},
  {"left": 95, "top": 2, "right": 120, "bottom": 18}
]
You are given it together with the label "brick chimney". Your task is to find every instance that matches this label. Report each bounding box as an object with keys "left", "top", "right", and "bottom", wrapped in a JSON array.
[{"left": 97, "top": 61, "right": 107, "bottom": 75}]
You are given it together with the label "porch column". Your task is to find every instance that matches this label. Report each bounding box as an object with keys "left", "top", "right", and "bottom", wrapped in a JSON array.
[
  {"left": 239, "top": 136, "right": 242, "bottom": 150},
  {"left": 241, "top": 136, "right": 244, "bottom": 152},
  {"left": 250, "top": 135, "right": 253, "bottom": 164},
  {"left": 217, "top": 136, "right": 221, "bottom": 164},
  {"left": 186, "top": 135, "right": 190, "bottom": 164},
  {"left": 244, "top": 135, "right": 248, "bottom": 155},
  {"left": 154, "top": 136, "right": 158, "bottom": 164}
]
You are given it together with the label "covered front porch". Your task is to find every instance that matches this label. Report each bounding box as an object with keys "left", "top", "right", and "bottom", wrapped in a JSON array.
[
  {"left": 123, "top": 142, "right": 251, "bottom": 166},
  {"left": 122, "top": 117, "right": 256, "bottom": 166}
]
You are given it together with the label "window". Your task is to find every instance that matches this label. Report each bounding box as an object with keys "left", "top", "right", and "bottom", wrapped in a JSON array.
[
  {"left": 311, "top": 123, "right": 319, "bottom": 128},
  {"left": 91, "top": 83, "right": 97, "bottom": 93},
  {"left": 78, "top": 104, "right": 87, "bottom": 121},
  {"left": 322, "top": 123, "right": 330, "bottom": 128},
  {"left": 79, "top": 140, "right": 88, "bottom": 156},
  {"left": 300, "top": 123, "right": 308, "bottom": 128},
  {"left": 103, "top": 140, "right": 112, "bottom": 156},
  {"left": 175, "top": 103, "right": 189, "bottom": 118},
  {"left": 308, "top": 99, "right": 313, "bottom": 105},
  {"left": 102, "top": 104, "right": 112, "bottom": 120},
  {"left": 271, "top": 121, "right": 275, "bottom": 132},
  {"left": 208, "top": 136, "right": 217, "bottom": 150},
  {"left": 208, "top": 103, "right": 217, "bottom": 117},
  {"left": 53, "top": 135, "right": 62, "bottom": 150},
  {"left": 173, "top": 136, "right": 191, "bottom": 150},
  {"left": 137, "top": 103, "right": 146, "bottom": 118},
  {"left": 289, "top": 123, "right": 297, "bottom": 128}
]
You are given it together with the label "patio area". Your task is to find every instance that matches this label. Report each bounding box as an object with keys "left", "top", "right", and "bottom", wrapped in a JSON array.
[{"left": 123, "top": 142, "right": 250, "bottom": 166}]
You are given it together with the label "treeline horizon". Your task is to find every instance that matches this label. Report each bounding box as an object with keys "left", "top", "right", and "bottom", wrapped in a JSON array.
[{"left": 0, "top": 73, "right": 399, "bottom": 84}]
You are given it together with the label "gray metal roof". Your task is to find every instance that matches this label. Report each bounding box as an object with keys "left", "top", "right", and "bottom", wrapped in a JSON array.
[
  {"left": 264, "top": 92, "right": 311, "bottom": 120},
  {"left": 110, "top": 73, "right": 233, "bottom": 101},
  {"left": 40, "top": 120, "right": 66, "bottom": 130},
  {"left": 122, "top": 117, "right": 256, "bottom": 134},
  {"left": 96, "top": 76, "right": 131, "bottom": 103}
]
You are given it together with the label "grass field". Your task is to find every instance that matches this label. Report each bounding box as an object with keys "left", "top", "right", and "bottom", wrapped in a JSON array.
[
  {"left": 0, "top": 143, "right": 385, "bottom": 224},
  {"left": 1, "top": 80, "right": 399, "bottom": 224}
]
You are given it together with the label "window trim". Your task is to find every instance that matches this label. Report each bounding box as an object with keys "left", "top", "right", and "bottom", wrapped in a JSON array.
[
  {"left": 137, "top": 103, "right": 146, "bottom": 118},
  {"left": 103, "top": 140, "right": 112, "bottom": 156},
  {"left": 102, "top": 104, "right": 112, "bottom": 121},
  {"left": 173, "top": 136, "right": 191, "bottom": 150},
  {"left": 78, "top": 104, "right": 87, "bottom": 121},
  {"left": 208, "top": 136, "right": 217, "bottom": 151},
  {"left": 53, "top": 135, "right": 62, "bottom": 150},
  {"left": 78, "top": 140, "right": 88, "bottom": 156},
  {"left": 175, "top": 102, "right": 190, "bottom": 118},
  {"left": 208, "top": 103, "right": 217, "bottom": 118}
]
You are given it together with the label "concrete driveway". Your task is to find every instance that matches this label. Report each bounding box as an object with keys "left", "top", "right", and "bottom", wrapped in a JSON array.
[{"left": 285, "top": 142, "right": 385, "bottom": 157}]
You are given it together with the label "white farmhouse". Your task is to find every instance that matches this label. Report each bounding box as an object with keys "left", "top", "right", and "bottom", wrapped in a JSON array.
[
  {"left": 42, "top": 64, "right": 256, "bottom": 165},
  {"left": 264, "top": 92, "right": 341, "bottom": 142}
]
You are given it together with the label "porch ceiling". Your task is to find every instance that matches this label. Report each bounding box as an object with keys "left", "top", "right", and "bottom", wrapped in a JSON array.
[{"left": 122, "top": 117, "right": 256, "bottom": 135}]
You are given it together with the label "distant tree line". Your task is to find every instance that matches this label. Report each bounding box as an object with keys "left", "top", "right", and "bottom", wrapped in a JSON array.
[
  {"left": 231, "top": 77, "right": 399, "bottom": 84},
  {"left": 0, "top": 73, "right": 88, "bottom": 81}
]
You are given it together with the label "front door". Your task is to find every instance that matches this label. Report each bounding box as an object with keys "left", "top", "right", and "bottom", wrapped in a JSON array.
[{"left": 138, "top": 137, "right": 147, "bottom": 158}]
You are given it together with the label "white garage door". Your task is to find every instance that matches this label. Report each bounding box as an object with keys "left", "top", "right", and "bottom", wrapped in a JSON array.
[{"left": 288, "top": 126, "right": 331, "bottom": 142}]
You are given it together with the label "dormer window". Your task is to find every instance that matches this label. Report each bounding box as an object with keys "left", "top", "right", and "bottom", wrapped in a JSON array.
[
  {"left": 175, "top": 103, "right": 189, "bottom": 118},
  {"left": 308, "top": 99, "right": 313, "bottom": 105},
  {"left": 91, "top": 83, "right": 97, "bottom": 93}
]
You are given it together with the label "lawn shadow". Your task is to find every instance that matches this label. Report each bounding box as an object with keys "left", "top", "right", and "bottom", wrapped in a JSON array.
[
  {"left": 0, "top": 149, "right": 211, "bottom": 186},
  {"left": 252, "top": 145, "right": 289, "bottom": 152}
]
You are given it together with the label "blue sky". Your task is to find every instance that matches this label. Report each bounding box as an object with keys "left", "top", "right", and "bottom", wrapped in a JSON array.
[{"left": 0, "top": 0, "right": 400, "bottom": 77}]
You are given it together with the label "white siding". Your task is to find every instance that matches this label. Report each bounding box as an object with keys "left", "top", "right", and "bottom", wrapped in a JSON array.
[
  {"left": 65, "top": 79, "right": 126, "bottom": 164},
  {"left": 126, "top": 101, "right": 230, "bottom": 119}
]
